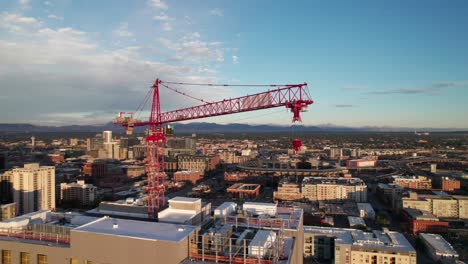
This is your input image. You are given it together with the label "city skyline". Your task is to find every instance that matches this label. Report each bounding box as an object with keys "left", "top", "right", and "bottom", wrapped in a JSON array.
[{"left": 1, "top": 0, "right": 468, "bottom": 128}]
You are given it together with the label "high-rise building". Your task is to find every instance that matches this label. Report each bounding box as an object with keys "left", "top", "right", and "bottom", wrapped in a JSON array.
[
  {"left": 11, "top": 163, "right": 55, "bottom": 215},
  {"left": 103, "top": 131, "right": 112, "bottom": 143},
  {"left": 100, "top": 142, "right": 120, "bottom": 160}
]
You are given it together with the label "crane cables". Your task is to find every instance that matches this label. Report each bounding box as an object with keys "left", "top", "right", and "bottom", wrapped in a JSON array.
[
  {"left": 162, "top": 80, "right": 306, "bottom": 88},
  {"left": 159, "top": 82, "right": 210, "bottom": 104}
]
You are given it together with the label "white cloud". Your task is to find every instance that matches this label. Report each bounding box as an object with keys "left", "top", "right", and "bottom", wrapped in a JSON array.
[
  {"left": 158, "top": 33, "right": 225, "bottom": 63},
  {"left": 0, "top": 14, "right": 233, "bottom": 125},
  {"left": 153, "top": 12, "right": 174, "bottom": 21},
  {"left": 210, "top": 8, "right": 223, "bottom": 17},
  {"left": 43, "top": 1, "right": 53, "bottom": 7},
  {"left": 0, "top": 12, "right": 42, "bottom": 32},
  {"left": 232, "top": 55, "right": 239, "bottom": 64},
  {"left": 113, "top": 22, "right": 133, "bottom": 38},
  {"left": 18, "top": 0, "right": 29, "bottom": 5},
  {"left": 161, "top": 22, "right": 172, "bottom": 31},
  {"left": 48, "top": 14, "right": 63, "bottom": 20},
  {"left": 148, "top": 0, "right": 168, "bottom": 10}
]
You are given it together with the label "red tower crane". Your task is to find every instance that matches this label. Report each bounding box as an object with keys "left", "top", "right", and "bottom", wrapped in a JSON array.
[{"left": 114, "top": 78, "right": 313, "bottom": 219}]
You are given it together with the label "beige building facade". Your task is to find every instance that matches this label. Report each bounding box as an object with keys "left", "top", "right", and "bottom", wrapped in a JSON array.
[
  {"left": 12, "top": 164, "right": 55, "bottom": 215},
  {"left": 402, "top": 192, "right": 468, "bottom": 219}
]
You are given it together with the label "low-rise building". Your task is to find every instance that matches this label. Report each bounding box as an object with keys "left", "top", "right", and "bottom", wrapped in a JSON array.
[
  {"left": 419, "top": 233, "right": 459, "bottom": 263},
  {"left": 402, "top": 208, "right": 448, "bottom": 234},
  {"left": 393, "top": 175, "right": 432, "bottom": 190},
  {"left": 304, "top": 226, "right": 417, "bottom": 264},
  {"left": 226, "top": 183, "right": 261, "bottom": 199},
  {"left": 402, "top": 192, "right": 468, "bottom": 219},
  {"left": 441, "top": 177, "right": 461, "bottom": 192},
  {"left": 60, "top": 180, "right": 97, "bottom": 207},
  {"left": 177, "top": 155, "right": 219, "bottom": 175},
  {"left": 274, "top": 181, "right": 302, "bottom": 201},
  {"left": 173, "top": 171, "right": 201, "bottom": 184}
]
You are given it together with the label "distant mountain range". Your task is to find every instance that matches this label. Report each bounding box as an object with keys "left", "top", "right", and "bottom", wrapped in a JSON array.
[{"left": 0, "top": 122, "right": 465, "bottom": 133}]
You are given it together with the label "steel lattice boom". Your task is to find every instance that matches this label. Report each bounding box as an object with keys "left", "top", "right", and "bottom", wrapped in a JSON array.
[{"left": 114, "top": 79, "right": 313, "bottom": 219}]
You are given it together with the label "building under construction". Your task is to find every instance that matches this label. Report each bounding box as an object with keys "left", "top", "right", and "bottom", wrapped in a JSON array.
[{"left": 187, "top": 201, "right": 304, "bottom": 264}]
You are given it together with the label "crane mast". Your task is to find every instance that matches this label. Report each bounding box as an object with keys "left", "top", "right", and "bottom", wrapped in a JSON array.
[{"left": 114, "top": 79, "right": 313, "bottom": 219}]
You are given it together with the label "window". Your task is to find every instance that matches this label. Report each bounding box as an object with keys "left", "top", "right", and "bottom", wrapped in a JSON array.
[
  {"left": 85, "top": 261, "right": 93, "bottom": 264},
  {"left": 2, "top": 250, "right": 12, "bottom": 264},
  {"left": 20, "top": 252, "right": 30, "bottom": 264},
  {"left": 37, "top": 254, "right": 48, "bottom": 264},
  {"left": 70, "top": 259, "right": 79, "bottom": 264}
]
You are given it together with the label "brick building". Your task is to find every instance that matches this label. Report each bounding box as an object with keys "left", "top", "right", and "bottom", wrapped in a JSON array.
[{"left": 173, "top": 171, "right": 201, "bottom": 184}]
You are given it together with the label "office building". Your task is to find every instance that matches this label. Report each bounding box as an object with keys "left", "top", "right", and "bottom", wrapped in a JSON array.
[
  {"left": 11, "top": 163, "right": 55, "bottom": 215},
  {"left": 60, "top": 180, "right": 97, "bottom": 207},
  {"left": 302, "top": 177, "right": 367, "bottom": 202},
  {"left": 304, "top": 226, "right": 417, "bottom": 264}
]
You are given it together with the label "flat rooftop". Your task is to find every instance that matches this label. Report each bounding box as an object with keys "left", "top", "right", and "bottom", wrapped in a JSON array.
[
  {"left": 302, "top": 177, "right": 365, "bottom": 186},
  {"left": 304, "top": 226, "right": 415, "bottom": 253},
  {"left": 158, "top": 208, "right": 196, "bottom": 224},
  {"left": 420, "top": 233, "right": 459, "bottom": 256},
  {"left": 170, "top": 197, "right": 201, "bottom": 203},
  {"left": 74, "top": 217, "right": 196, "bottom": 243}
]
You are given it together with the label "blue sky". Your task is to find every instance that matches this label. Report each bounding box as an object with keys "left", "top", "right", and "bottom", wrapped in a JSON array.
[{"left": 0, "top": 0, "right": 467, "bottom": 128}]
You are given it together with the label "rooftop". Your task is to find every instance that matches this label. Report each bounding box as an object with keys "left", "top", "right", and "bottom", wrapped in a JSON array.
[
  {"left": 74, "top": 217, "right": 196, "bottom": 243},
  {"left": 419, "top": 233, "right": 459, "bottom": 256},
  {"left": 304, "top": 226, "right": 415, "bottom": 253},
  {"left": 170, "top": 197, "right": 201, "bottom": 203},
  {"left": 302, "top": 177, "right": 365, "bottom": 186},
  {"left": 403, "top": 208, "right": 439, "bottom": 221}
]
